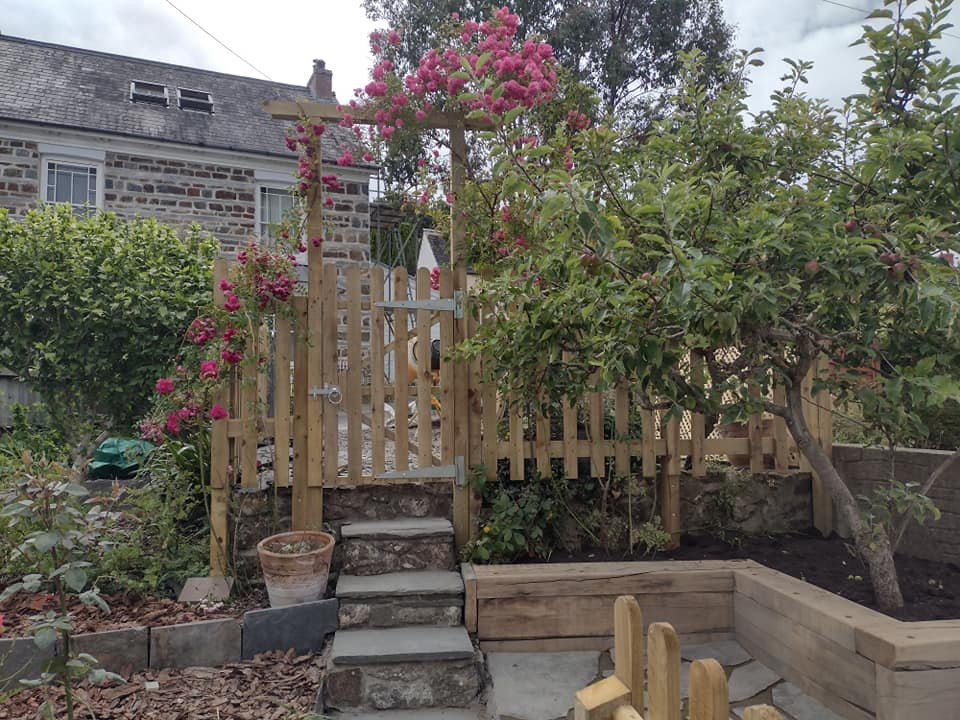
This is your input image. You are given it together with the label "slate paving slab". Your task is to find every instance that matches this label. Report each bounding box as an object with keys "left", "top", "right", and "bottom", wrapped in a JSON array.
[
  {"left": 727, "top": 660, "right": 782, "bottom": 703},
  {"left": 331, "top": 709, "right": 485, "bottom": 719},
  {"left": 337, "top": 570, "right": 463, "bottom": 597},
  {"left": 682, "top": 640, "right": 752, "bottom": 667},
  {"left": 330, "top": 626, "right": 474, "bottom": 664},
  {"left": 341, "top": 518, "right": 453, "bottom": 539},
  {"left": 242, "top": 597, "right": 338, "bottom": 659},
  {"left": 74, "top": 626, "right": 148, "bottom": 673},
  {"left": 149, "top": 617, "right": 241, "bottom": 669},
  {"left": 487, "top": 651, "right": 599, "bottom": 720},
  {"left": 773, "top": 682, "right": 845, "bottom": 720}
]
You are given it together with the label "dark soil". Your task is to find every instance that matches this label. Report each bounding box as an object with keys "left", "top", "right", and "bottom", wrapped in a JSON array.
[{"left": 531, "top": 531, "right": 960, "bottom": 621}]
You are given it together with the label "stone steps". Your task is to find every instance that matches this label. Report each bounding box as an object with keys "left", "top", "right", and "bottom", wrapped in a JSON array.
[
  {"left": 323, "top": 626, "right": 481, "bottom": 711},
  {"left": 341, "top": 517, "right": 456, "bottom": 576},
  {"left": 337, "top": 570, "right": 464, "bottom": 629}
]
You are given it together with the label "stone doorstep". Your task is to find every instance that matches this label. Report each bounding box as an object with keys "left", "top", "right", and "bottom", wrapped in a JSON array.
[
  {"left": 340, "top": 517, "right": 454, "bottom": 540},
  {"left": 337, "top": 570, "right": 464, "bottom": 598},
  {"left": 331, "top": 626, "right": 475, "bottom": 665},
  {"left": 338, "top": 598, "right": 462, "bottom": 629}
]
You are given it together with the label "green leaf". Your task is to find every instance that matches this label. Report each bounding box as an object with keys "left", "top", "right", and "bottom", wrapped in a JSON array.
[
  {"left": 63, "top": 566, "right": 88, "bottom": 592},
  {"left": 33, "top": 626, "right": 58, "bottom": 650}
]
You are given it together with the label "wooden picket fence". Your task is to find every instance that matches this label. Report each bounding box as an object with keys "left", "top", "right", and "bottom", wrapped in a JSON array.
[
  {"left": 208, "top": 256, "right": 835, "bottom": 573},
  {"left": 575, "top": 595, "right": 782, "bottom": 720}
]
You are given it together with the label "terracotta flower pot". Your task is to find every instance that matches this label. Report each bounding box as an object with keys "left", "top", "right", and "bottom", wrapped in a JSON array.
[{"left": 256, "top": 530, "right": 335, "bottom": 608}]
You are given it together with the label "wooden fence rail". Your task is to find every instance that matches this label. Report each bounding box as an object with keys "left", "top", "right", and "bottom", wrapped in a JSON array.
[
  {"left": 575, "top": 595, "right": 781, "bottom": 720},
  {"left": 209, "top": 256, "right": 834, "bottom": 572}
]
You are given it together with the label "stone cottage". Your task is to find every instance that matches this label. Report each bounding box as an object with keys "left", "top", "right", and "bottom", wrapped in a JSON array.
[{"left": 0, "top": 35, "right": 372, "bottom": 261}]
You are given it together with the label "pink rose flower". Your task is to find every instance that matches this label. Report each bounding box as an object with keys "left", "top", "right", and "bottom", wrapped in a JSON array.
[
  {"left": 209, "top": 404, "right": 228, "bottom": 421},
  {"left": 199, "top": 360, "right": 219, "bottom": 379},
  {"left": 155, "top": 378, "right": 175, "bottom": 395}
]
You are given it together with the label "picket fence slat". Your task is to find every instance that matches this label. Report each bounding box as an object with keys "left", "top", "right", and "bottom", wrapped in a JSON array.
[
  {"left": 416, "top": 268, "right": 433, "bottom": 468},
  {"left": 370, "top": 266, "right": 386, "bottom": 477}
]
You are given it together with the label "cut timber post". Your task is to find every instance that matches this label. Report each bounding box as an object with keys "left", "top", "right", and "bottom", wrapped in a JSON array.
[
  {"left": 689, "top": 659, "right": 727, "bottom": 720},
  {"left": 209, "top": 259, "right": 230, "bottom": 576},
  {"left": 613, "top": 596, "right": 644, "bottom": 710},
  {"left": 648, "top": 622, "right": 681, "bottom": 720},
  {"left": 741, "top": 706, "right": 782, "bottom": 720},
  {"left": 450, "top": 121, "right": 471, "bottom": 549}
]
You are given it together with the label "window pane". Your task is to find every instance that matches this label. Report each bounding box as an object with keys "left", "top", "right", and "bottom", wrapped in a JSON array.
[
  {"left": 46, "top": 161, "right": 97, "bottom": 216},
  {"left": 259, "top": 187, "right": 294, "bottom": 243}
]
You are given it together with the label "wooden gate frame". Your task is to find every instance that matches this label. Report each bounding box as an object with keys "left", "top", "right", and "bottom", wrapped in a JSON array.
[{"left": 575, "top": 596, "right": 782, "bottom": 720}]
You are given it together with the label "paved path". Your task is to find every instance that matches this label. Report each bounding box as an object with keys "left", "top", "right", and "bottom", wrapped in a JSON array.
[{"left": 485, "top": 640, "right": 843, "bottom": 720}]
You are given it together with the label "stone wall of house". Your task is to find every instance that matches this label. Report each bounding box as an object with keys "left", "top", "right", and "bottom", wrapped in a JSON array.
[
  {"left": 0, "top": 139, "right": 371, "bottom": 261},
  {"left": 834, "top": 443, "right": 960, "bottom": 564},
  {"left": 0, "top": 138, "right": 39, "bottom": 218}
]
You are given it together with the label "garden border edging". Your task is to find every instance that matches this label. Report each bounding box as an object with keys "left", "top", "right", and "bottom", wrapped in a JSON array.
[{"left": 0, "top": 598, "right": 337, "bottom": 690}]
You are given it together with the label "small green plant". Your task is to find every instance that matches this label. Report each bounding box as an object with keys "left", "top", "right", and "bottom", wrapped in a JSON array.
[
  {"left": 860, "top": 480, "right": 941, "bottom": 549},
  {"left": 464, "top": 467, "right": 559, "bottom": 562},
  {"left": 96, "top": 441, "right": 208, "bottom": 596},
  {"left": 0, "top": 453, "right": 122, "bottom": 719},
  {"left": 703, "top": 471, "right": 745, "bottom": 546}
]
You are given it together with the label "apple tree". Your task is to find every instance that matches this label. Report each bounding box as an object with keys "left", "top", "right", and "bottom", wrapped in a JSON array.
[{"left": 458, "top": 0, "right": 960, "bottom": 608}]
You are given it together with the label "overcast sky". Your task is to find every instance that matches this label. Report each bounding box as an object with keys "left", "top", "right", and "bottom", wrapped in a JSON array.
[{"left": 1, "top": 0, "right": 959, "bottom": 114}]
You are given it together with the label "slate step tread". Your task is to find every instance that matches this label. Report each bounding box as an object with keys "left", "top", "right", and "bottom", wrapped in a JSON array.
[
  {"left": 341, "top": 517, "right": 454, "bottom": 540},
  {"left": 337, "top": 571, "right": 464, "bottom": 598},
  {"left": 331, "top": 626, "right": 474, "bottom": 665}
]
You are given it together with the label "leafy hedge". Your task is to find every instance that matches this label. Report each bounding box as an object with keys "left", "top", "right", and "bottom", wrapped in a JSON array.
[{"left": 0, "top": 205, "right": 218, "bottom": 436}]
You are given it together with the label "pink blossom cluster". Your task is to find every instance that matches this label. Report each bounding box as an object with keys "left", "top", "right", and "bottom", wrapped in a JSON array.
[
  {"left": 186, "top": 316, "right": 217, "bottom": 346},
  {"left": 236, "top": 241, "right": 298, "bottom": 310},
  {"left": 359, "top": 6, "right": 558, "bottom": 140},
  {"left": 285, "top": 122, "right": 347, "bottom": 198},
  {"left": 430, "top": 266, "right": 441, "bottom": 291}
]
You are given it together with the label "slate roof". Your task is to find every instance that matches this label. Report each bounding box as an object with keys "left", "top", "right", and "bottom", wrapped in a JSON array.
[
  {"left": 427, "top": 230, "right": 451, "bottom": 267},
  {"left": 0, "top": 35, "right": 354, "bottom": 162}
]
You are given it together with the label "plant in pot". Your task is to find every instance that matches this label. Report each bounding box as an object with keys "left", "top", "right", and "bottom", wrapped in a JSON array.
[{"left": 256, "top": 530, "right": 335, "bottom": 607}]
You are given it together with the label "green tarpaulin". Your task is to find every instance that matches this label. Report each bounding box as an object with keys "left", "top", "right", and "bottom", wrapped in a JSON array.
[{"left": 88, "top": 437, "right": 156, "bottom": 479}]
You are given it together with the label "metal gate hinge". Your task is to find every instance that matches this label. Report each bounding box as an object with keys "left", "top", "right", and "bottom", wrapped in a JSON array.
[
  {"left": 374, "top": 456, "right": 466, "bottom": 486},
  {"left": 375, "top": 290, "right": 464, "bottom": 319}
]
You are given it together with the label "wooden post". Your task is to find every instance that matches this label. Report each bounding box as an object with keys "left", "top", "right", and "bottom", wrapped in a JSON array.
[
  {"left": 346, "top": 265, "right": 363, "bottom": 485},
  {"left": 648, "top": 622, "right": 681, "bottom": 720},
  {"left": 370, "top": 266, "right": 386, "bottom": 476},
  {"left": 773, "top": 379, "right": 790, "bottom": 471},
  {"left": 450, "top": 121, "right": 471, "bottom": 549},
  {"left": 811, "top": 356, "right": 835, "bottom": 535},
  {"left": 320, "top": 262, "right": 339, "bottom": 497},
  {"left": 748, "top": 383, "right": 764, "bottom": 475},
  {"left": 615, "top": 382, "right": 630, "bottom": 478},
  {"left": 239, "top": 327, "right": 259, "bottom": 489},
  {"left": 742, "top": 706, "right": 782, "bottom": 720},
  {"left": 416, "top": 268, "right": 433, "bottom": 468},
  {"left": 688, "top": 659, "right": 728, "bottom": 720},
  {"left": 273, "top": 314, "right": 292, "bottom": 488},
  {"left": 690, "top": 353, "right": 706, "bottom": 478},
  {"left": 613, "top": 596, "right": 644, "bottom": 710},
  {"left": 394, "top": 267, "right": 410, "bottom": 472},
  {"left": 662, "top": 415, "right": 681, "bottom": 548},
  {"left": 209, "top": 259, "right": 230, "bottom": 576},
  {"left": 303, "top": 182, "right": 325, "bottom": 526},
  {"left": 641, "top": 405, "right": 656, "bottom": 481},
  {"left": 291, "top": 297, "right": 309, "bottom": 529}
]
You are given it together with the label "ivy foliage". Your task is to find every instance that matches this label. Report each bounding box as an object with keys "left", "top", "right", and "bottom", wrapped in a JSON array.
[{"left": 0, "top": 205, "right": 218, "bottom": 438}]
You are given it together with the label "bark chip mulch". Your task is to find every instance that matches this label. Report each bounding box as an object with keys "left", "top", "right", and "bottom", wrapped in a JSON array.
[{"left": 0, "top": 648, "right": 324, "bottom": 720}]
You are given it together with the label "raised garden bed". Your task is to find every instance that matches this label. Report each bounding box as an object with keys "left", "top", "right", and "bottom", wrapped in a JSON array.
[{"left": 465, "top": 560, "right": 960, "bottom": 720}]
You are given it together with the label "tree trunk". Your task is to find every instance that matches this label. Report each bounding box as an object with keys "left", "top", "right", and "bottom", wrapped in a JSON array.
[{"left": 781, "top": 385, "right": 904, "bottom": 609}]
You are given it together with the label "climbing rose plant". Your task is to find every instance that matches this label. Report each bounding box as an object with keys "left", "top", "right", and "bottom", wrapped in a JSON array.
[{"left": 141, "top": 240, "right": 298, "bottom": 454}]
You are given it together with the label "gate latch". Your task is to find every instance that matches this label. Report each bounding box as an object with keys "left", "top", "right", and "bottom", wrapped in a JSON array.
[{"left": 309, "top": 384, "right": 342, "bottom": 404}]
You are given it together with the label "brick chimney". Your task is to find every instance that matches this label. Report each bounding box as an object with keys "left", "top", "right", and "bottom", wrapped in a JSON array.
[{"left": 308, "top": 59, "right": 334, "bottom": 100}]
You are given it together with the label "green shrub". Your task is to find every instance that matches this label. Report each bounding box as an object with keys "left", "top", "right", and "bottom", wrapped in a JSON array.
[{"left": 0, "top": 205, "right": 218, "bottom": 440}]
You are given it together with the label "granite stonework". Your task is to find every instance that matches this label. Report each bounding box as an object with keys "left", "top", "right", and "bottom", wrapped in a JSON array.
[
  {"left": 0, "top": 138, "right": 39, "bottom": 216},
  {"left": 681, "top": 469, "right": 812, "bottom": 536},
  {"left": 324, "top": 658, "right": 482, "bottom": 711},
  {"left": 341, "top": 519, "right": 457, "bottom": 576}
]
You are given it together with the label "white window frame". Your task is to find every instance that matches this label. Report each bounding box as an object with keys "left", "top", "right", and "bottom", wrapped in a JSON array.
[{"left": 38, "top": 144, "right": 105, "bottom": 216}]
